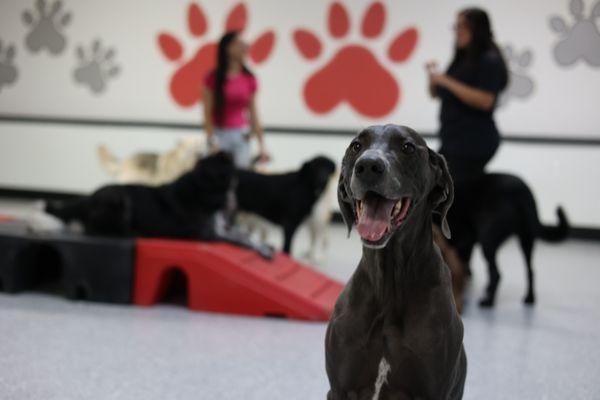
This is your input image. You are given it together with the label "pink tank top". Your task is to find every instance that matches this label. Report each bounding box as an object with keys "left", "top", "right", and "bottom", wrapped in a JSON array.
[{"left": 204, "top": 71, "right": 258, "bottom": 128}]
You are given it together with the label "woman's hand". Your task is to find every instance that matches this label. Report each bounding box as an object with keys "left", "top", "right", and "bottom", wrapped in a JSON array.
[
  {"left": 209, "top": 140, "right": 220, "bottom": 153},
  {"left": 425, "top": 60, "right": 439, "bottom": 76},
  {"left": 257, "top": 145, "right": 270, "bottom": 164},
  {"left": 426, "top": 60, "right": 449, "bottom": 88}
]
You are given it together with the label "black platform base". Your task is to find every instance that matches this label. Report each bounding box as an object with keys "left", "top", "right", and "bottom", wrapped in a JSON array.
[{"left": 0, "top": 229, "right": 134, "bottom": 304}]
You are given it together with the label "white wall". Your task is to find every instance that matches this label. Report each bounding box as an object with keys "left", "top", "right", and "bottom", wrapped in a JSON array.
[{"left": 0, "top": 0, "right": 599, "bottom": 226}]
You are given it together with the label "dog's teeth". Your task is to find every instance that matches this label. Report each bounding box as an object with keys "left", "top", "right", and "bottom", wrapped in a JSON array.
[{"left": 392, "top": 200, "right": 402, "bottom": 218}]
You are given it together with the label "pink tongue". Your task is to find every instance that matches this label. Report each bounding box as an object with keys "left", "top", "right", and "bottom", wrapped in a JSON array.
[{"left": 357, "top": 197, "right": 395, "bottom": 242}]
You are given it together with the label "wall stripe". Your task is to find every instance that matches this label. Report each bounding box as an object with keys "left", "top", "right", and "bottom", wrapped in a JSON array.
[{"left": 2, "top": 114, "right": 600, "bottom": 146}]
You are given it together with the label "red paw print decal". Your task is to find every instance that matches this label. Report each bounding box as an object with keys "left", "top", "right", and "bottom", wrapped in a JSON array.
[
  {"left": 293, "top": 2, "right": 418, "bottom": 118},
  {"left": 158, "top": 3, "right": 275, "bottom": 108}
]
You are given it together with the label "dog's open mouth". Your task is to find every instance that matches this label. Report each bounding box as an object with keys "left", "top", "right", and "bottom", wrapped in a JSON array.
[{"left": 355, "top": 191, "right": 412, "bottom": 246}]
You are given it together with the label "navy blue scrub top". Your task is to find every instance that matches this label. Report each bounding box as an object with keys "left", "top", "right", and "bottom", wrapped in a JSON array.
[{"left": 438, "top": 49, "right": 507, "bottom": 159}]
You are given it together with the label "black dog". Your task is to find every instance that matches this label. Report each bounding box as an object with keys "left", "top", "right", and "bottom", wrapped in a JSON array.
[
  {"left": 328, "top": 125, "right": 466, "bottom": 399},
  {"left": 446, "top": 173, "right": 569, "bottom": 307},
  {"left": 235, "top": 156, "right": 336, "bottom": 254},
  {"left": 46, "top": 152, "right": 272, "bottom": 258}
]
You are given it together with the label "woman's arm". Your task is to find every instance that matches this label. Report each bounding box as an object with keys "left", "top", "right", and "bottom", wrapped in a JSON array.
[
  {"left": 431, "top": 73, "right": 496, "bottom": 111},
  {"left": 248, "top": 95, "right": 268, "bottom": 161},
  {"left": 202, "top": 87, "right": 218, "bottom": 151}
]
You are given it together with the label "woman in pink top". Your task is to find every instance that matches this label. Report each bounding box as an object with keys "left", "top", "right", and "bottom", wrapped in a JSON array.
[{"left": 203, "top": 31, "right": 268, "bottom": 168}]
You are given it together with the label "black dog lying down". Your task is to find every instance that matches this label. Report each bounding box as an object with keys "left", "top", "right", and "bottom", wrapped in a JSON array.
[
  {"left": 46, "top": 152, "right": 272, "bottom": 258},
  {"left": 447, "top": 173, "right": 569, "bottom": 307},
  {"left": 328, "top": 125, "right": 466, "bottom": 399},
  {"left": 235, "top": 156, "right": 336, "bottom": 254}
]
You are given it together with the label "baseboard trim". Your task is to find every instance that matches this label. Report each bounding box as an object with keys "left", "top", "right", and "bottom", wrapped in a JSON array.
[{"left": 1, "top": 187, "right": 598, "bottom": 241}]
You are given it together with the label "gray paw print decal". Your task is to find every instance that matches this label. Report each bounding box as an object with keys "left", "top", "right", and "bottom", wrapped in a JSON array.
[
  {"left": 0, "top": 40, "right": 18, "bottom": 93},
  {"left": 549, "top": 0, "right": 600, "bottom": 67},
  {"left": 498, "top": 45, "right": 535, "bottom": 107},
  {"left": 73, "top": 40, "right": 120, "bottom": 94},
  {"left": 22, "top": 0, "right": 72, "bottom": 55}
]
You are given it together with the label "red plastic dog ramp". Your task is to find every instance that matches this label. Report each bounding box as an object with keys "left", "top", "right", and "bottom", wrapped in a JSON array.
[{"left": 134, "top": 239, "right": 344, "bottom": 321}]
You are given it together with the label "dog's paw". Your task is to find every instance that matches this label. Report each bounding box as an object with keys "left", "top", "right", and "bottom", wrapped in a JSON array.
[
  {"left": 478, "top": 297, "right": 495, "bottom": 308},
  {"left": 523, "top": 293, "right": 536, "bottom": 305},
  {"left": 258, "top": 244, "right": 275, "bottom": 260}
]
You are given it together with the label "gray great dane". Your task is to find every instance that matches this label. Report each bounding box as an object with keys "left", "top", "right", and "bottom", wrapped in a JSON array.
[{"left": 326, "top": 125, "right": 466, "bottom": 399}]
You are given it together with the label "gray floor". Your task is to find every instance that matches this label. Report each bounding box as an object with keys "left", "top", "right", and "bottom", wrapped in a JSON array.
[{"left": 1, "top": 201, "right": 600, "bottom": 399}]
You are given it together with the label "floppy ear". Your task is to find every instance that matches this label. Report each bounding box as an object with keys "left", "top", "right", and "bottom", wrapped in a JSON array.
[
  {"left": 427, "top": 149, "right": 454, "bottom": 239},
  {"left": 337, "top": 171, "right": 355, "bottom": 236}
]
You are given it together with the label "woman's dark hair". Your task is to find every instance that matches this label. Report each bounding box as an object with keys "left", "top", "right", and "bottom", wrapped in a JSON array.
[
  {"left": 451, "top": 8, "right": 508, "bottom": 84},
  {"left": 213, "top": 31, "right": 253, "bottom": 125}
]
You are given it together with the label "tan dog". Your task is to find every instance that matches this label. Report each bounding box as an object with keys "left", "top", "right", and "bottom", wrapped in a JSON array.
[{"left": 97, "top": 136, "right": 205, "bottom": 185}]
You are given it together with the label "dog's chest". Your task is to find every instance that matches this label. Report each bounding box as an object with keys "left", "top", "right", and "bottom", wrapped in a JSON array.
[
  {"left": 366, "top": 352, "right": 421, "bottom": 400},
  {"left": 371, "top": 357, "right": 392, "bottom": 400},
  {"left": 364, "top": 315, "right": 450, "bottom": 396}
]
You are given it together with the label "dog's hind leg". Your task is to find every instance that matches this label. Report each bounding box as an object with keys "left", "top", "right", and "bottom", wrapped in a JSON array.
[
  {"left": 518, "top": 234, "right": 536, "bottom": 305},
  {"left": 479, "top": 242, "right": 501, "bottom": 308}
]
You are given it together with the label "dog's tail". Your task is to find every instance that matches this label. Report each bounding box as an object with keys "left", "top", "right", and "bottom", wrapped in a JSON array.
[
  {"left": 97, "top": 144, "right": 121, "bottom": 177},
  {"left": 538, "top": 206, "right": 570, "bottom": 242},
  {"left": 516, "top": 176, "right": 570, "bottom": 243}
]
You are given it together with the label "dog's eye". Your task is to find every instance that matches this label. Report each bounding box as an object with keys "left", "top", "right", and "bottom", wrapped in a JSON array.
[
  {"left": 350, "top": 141, "right": 361, "bottom": 153},
  {"left": 402, "top": 142, "right": 416, "bottom": 155}
]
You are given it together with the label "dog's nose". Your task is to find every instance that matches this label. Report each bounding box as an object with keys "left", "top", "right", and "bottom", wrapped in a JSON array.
[{"left": 355, "top": 156, "right": 385, "bottom": 183}]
